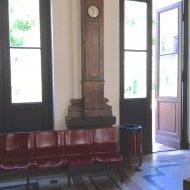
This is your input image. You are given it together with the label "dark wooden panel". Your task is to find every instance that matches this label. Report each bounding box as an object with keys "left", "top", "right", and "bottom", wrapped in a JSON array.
[
  {"left": 86, "top": 22, "right": 100, "bottom": 79},
  {"left": 66, "top": 116, "right": 116, "bottom": 128},
  {"left": 182, "top": 0, "right": 189, "bottom": 148},
  {"left": 0, "top": 0, "right": 6, "bottom": 132},
  {"left": 83, "top": 81, "right": 104, "bottom": 110},
  {"left": 0, "top": 57, "right": 4, "bottom": 132},
  {"left": 6, "top": 108, "right": 44, "bottom": 132},
  {"left": 158, "top": 102, "right": 177, "bottom": 133},
  {"left": 156, "top": 101, "right": 180, "bottom": 148},
  {"left": 184, "top": 178, "right": 190, "bottom": 190},
  {"left": 0, "top": 68, "right": 4, "bottom": 132}
]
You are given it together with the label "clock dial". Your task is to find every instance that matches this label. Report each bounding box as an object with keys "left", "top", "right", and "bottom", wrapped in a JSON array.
[{"left": 87, "top": 5, "right": 100, "bottom": 18}]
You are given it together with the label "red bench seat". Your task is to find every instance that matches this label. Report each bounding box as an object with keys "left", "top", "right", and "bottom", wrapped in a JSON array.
[{"left": 0, "top": 127, "right": 123, "bottom": 188}]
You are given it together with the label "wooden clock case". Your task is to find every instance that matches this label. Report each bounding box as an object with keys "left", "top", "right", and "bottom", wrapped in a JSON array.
[{"left": 66, "top": 0, "right": 116, "bottom": 128}]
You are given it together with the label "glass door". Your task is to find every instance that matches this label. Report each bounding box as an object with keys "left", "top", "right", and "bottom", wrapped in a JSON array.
[{"left": 120, "top": 0, "right": 152, "bottom": 154}]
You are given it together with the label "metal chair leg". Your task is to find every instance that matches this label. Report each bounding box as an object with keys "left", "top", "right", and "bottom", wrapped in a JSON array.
[
  {"left": 26, "top": 175, "right": 29, "bottom": 190},
  {"left": 118, "top": 162, "right": 124, "bottom": 182},
  {"left": 67, "top": 167, "right": 71, "bottom": 186},
  {"left": 26, "top": 168, "right": 31, "bottom": 190},
  {"left": 127, "top": 155, "right": 131, "bottom": 169}
]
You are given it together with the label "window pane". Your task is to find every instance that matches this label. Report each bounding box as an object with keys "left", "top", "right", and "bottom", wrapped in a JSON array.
[
  {"left": 9, "top": 0, "right": 40, "bottom": 47},
  {"left": 124, "top": 1, "right": 147, "bottom": 50},
  {"left": 10, "top": 49, "right": 42, "bottom": 103},
  {"left": 159, "top": 54, "right": 178, "bottom": 97},
  {"left": 124, "top": 52, "right": 147, "bottom": 99},
  {"left": 160, "top": 8, "right": 178, "bottom": 55}
]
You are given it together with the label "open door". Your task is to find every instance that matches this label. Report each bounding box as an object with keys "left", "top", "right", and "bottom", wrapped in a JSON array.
[{"left": 155, "top": 2, "right": 183, "bottom": 148}]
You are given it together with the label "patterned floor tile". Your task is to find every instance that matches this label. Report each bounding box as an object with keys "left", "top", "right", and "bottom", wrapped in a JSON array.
[
  {"left": 1, "top": 150, "right": 190, "bottom": 190},
  {"left": 0, "top": 181, "right": 38, "bottom": 190}
]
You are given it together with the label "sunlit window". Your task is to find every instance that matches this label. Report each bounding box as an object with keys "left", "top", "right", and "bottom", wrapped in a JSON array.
[
  {"left": 124, "top": 0, "right": 147, "bottom": 99},
  {"left": 9, "top": 0, "right": 42, "bottom": 103}
]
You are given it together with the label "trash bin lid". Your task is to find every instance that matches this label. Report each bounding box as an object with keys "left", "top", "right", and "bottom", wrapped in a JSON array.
[{"left": 120, "top": 124, "right": 142, "bottom": 132}]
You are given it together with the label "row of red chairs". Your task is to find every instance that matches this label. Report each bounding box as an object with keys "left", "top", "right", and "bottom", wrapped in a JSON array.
[{"left": 0, "top": 127, "right": 123, "bottom": 189}]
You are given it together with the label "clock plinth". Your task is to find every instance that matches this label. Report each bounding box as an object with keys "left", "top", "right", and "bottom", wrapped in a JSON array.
[
  {"left": 66, "top": 0, "right": 116, "bottom": 129},
  {"left": 66, "top": 116, "right": 116, "bottom": 129},
  {"left": 66, "top": 97, "right": 116, "bottom": 129}
]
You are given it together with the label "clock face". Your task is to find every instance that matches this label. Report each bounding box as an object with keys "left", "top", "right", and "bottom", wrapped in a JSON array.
[{"left": 87, "top": 5, "right": 100, "bottom": 18}]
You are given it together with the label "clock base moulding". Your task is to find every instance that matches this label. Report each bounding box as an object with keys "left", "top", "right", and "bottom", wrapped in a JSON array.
[
  {"left": 67, "top": 98, "right": 113, "bottom": 118},
  {"left": 65, "top": 116, "right": 116, "bottom": 129},
  {"left": 66, "top": 98, "right": 116, "bottom": 129}
]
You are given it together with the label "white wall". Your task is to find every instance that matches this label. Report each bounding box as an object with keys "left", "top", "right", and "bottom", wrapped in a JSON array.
[
  {"left": 51, "top": 0, "right": 73, "bottom": 130},
  {"left": 104, "top": 0, "right": 120, "bottom": 128},
  {"left": 51, "top": 0, "right": 120, "bottom": 130}
]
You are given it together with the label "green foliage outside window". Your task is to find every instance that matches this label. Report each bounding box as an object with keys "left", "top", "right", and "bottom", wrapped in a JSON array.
[{"left": 10, "top": 19, "right": 35, "bottom": 46}]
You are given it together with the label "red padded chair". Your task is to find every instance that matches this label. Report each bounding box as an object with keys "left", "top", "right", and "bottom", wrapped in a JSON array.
[
  {"left": 0, "top": 132, "right": 33, "bottom": 190},
  {"left": 65, "top": 129, "right": 94, "bottom": 167},
  {"left": 33, "top": 131, "right": 70, "bottom": 185},
  {"left": 34, "top": 131, "right": 62, "bottom": 168},
  {"left": 93, "top": 127, "right": 123, "bottom": 181}
]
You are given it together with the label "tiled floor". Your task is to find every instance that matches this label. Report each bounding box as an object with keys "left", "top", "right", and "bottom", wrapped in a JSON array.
[
  {"left": 152, "top": 142, "right": 176, "bottom": 152},
  {"left": 0, "top": 150, "right": 190, "bottom": 190}
]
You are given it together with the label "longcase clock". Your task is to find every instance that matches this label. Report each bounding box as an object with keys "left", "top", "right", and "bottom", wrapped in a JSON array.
[{"left": 66, "top": 0, "right": 115, "bottom": 128}]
